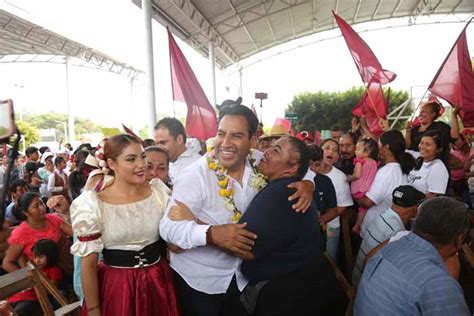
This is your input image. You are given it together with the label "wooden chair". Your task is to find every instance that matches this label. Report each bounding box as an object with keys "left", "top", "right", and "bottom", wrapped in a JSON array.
[
  {"left": 324, "top": 251, "right": 356, "bottom": 316},
  {"left": 0, "top": 262, "right": 80, "bottom": 316}
]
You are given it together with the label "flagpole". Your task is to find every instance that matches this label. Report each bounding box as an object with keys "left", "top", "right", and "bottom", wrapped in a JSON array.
[
  {"left": 363, "top": 83, "right": 382, "bottom": 120},
  {"left": 411, "top": 17, "right": 472, "bottom": 121}
]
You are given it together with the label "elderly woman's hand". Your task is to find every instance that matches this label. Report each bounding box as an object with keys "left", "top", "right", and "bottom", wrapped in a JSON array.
[
  {"left": 287, "top": 180, "right": 314, "bottom": 213},
  {"left": 404, "top": 120, "right": 412, "bottom": 131},
  {"left": 47, "top": 196, "right": 70, "bottom": 214}
]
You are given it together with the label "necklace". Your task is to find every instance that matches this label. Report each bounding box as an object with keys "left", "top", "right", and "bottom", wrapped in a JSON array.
[{"left": 206, "top": 139, "right": 268, "bottom": 222}]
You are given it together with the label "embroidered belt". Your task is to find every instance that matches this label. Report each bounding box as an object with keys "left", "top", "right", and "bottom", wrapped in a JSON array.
[{"left": 102, "top": 240, "right": 162, "bottom": 268}]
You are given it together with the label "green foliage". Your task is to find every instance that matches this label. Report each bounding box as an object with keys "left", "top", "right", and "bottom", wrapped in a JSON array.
[
  {"left": 285, "top": 87, "right": 411, "bottom": 132},
  {"left": 22, "top": 112, "right": 103, "bottom": 140},
  {"left": 100, "top": 127, "right": 121, "bottom": 137},
  {"left": 16, "top": 120, "right": 39, "bottom": 147},
  {"left": 139, "top": 125, "right": 148, "bottom": 139}
]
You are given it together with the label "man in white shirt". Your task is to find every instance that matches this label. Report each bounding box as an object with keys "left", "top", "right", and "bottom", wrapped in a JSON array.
[
  {"left": 352, "top": 185, "right": 425, "bottom": 287},
  {"left": 154, "top": 117, "right": 201, "bottom": 183},
  {"left": 159, "top": 105, "right": 314, "bottom": 316}
]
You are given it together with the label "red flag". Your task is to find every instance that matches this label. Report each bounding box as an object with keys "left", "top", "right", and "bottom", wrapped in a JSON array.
[
  {"left": 428, "top": 20, "right": 474, "bottom": 127},
  {"left": 333, "top": 12, "right": 396, "bottom": 84},
  {"left": 168, "top": 29, "right": 218, "bottom": 140},
  {"left": 352, "top": 83, "right": 387, "bottom": 135}
]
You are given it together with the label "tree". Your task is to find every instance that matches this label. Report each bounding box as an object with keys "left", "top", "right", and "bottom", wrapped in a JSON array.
[
  {"left": 285, "top": 87, "right": 410, "bottom": 132},
  {"left": 22, "top": 112, "right": 103, "bottom": 140},
  {"left": 16, "top": 120, "right": 39, "bottom": 148}
]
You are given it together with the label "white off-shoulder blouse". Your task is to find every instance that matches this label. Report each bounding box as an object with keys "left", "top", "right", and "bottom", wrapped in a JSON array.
[{"left": 70, "top": 179, "right": 171, "bottom": 257}]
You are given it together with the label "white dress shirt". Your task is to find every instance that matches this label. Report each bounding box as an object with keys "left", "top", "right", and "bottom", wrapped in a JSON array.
[
  {"left": 160, "top": 149, "right": 315, "bottom": 294},
  {"left": 160, "top": 153, "right": 262, "bottom": 294},
  {"left": 169, "top": 147, "right": 202, "bottom": 183}
]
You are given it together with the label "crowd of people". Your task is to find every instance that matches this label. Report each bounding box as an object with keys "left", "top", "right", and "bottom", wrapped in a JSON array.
[{"left": 0, "top": 98, "right": 472, "bottom": 315}]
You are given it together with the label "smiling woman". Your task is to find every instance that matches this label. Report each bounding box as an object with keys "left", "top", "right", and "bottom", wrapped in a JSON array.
[{"left": 70, "top": 134, "right": 179, "bottom": 316}]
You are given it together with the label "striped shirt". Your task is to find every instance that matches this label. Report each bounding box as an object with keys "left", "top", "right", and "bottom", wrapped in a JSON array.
[
  {"left": 352, "top": 208, "right": 405, "bottom": 287},
  {"left": 355, "top": 232, "right": 470, "bottom": 316}
]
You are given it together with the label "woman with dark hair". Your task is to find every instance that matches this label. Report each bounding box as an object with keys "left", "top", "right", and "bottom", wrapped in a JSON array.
[
  {"left": 357, "top": 130, "right": 416, "bottom": 238},
  {"left": 70, "top": 134, "right": 179, "bottom": 316},
  {"left": 25, "top": 161, "right": 42, "bottom": 193},
  {"left": 236, "top": 136, "right": 335, "bottom": 315},
  {"left": 408, "top": 131, "right": 449, "bottom": 198},
  {"left": 316, "top": 138, "right": 353, "bottom": 259},
  {"left": 404, "top": 101, "right": 460, "bottom": 159},
  {"left": 48, "top": 156, "right": 70, "bottom": 202},
  {"left": 2, "top": 192, "right": 72, "bottom": 272},
  {"left": 69, "top": 150, "right": 92, "bottom": 200}
]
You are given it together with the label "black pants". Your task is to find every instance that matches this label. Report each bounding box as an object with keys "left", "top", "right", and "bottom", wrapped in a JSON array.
[
  {"left": 175, "top": 273, "right": 248, "bottom": 316},
  {"left": 253, "top": 259, "right": 337, "bottom": 316}
]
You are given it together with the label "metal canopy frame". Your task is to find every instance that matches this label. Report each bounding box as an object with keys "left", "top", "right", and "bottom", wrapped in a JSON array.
[
  {"left": 0, "top": 9, "right": 139, "bottom": 77},
  {"left": 142, "top": 0, "right": 473, "bottom": 68}
]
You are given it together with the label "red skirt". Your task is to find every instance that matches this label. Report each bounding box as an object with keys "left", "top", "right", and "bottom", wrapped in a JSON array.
[{"left": 81, "top": 258, "right": 180, "bottom": 316}]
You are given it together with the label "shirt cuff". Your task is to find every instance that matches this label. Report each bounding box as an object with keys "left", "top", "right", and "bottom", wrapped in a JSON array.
[{"left": 192, "top": 223, "right": 211, "bottom": 247}]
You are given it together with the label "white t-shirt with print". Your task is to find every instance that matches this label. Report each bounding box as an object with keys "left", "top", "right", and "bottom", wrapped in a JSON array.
[
  {"left": 361, "top": 163, "right": 407, "bottom": 238},
  {"left": 407, "top": 159, "right": 449, "bottom": 195},
  {"left": 325, "top": 167, "right": 353, "bottom": 228}
]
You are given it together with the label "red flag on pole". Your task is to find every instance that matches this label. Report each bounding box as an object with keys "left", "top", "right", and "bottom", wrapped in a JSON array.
[
  {"left": 352, "top": 83, "right": 387, "bottom": 135},
  {"left": 168, "top": 29, "right": 218, "bottom": 140},
  {"left": 333, "top": 12, "right": 396, "bottom": 85},
  {"left": 428, "top": 19, "right": 474, "bottom": 126}
]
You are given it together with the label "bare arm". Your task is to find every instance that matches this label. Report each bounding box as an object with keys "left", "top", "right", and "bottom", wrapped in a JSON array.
[
  {"left": 356, "top": 196, "right": 375, "bottom": 209},
  {"left": 81, "top": 253, "right": 101, "bottom": 316},
  {"left": 404, "top": 120, "right": 412, "bottom": 148},
  {"left": 347, "top": 162, "right": 362, "bottom": 182},
  {"left": 451, "top": 108, "right": 460, "bottom": 140},
  {"left": 320, "top": 207, "right": 346, "bottom": 225},
  {"left": 2, "top": 244, "right": 23, "bottom": 272},
  {"left": 60, "top": 221, "right": 73, "bottom": 237},
  {"left": 364, "top": 239, "right": 388, "bottom": 266}
]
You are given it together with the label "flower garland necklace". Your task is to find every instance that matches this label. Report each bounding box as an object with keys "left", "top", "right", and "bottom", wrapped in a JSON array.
[{"left": 206, "top": 138, "right": 268, "bottom": 222}]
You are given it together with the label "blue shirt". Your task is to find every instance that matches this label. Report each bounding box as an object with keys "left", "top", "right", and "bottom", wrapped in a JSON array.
[
  {"left": 352, "top": 208, "right": 405, "bottom": 287},
  {"left": 355, "top": 232, "right": 469, "bottom": 316}
]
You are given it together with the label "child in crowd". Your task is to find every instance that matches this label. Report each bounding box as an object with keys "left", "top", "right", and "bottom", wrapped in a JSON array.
[
  {"left": 8, "top": 239, "right": 62, "bottom": 316},
  {"left": 347, "top": 138, "right": 379, "bottom": 234}
]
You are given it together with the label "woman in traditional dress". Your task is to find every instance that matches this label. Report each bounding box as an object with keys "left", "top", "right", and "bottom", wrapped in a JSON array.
[{"left": 70, "top": 134, "right": 180, "bottom": 316}]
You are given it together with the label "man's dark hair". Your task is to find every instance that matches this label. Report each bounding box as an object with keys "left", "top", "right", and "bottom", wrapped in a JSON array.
[
  {"left": 154, "top": 117, "right": 187, "bottom": 143},
  {"left": 77, "top": 143, "right": 93, "bottom": 152},
  {"left": 143, "top": 139, "right": 156, "bottom": 148},
  {"left": 340, "top": 132, "right": 358, "bottom": 145},
  {"left": 331, "top": 124, "right": 342, "bottom": 132},
  {"left": 31, "top": 239, "right": 59, "bottom": 267},
  {"left": 54, "top": 156, "right": 65, "bottom": 167},
  {"left": 25, "top": 146, "right": 38, "bottom": 158},
  {"left": 414, "top": 197, "right": 469, "bottom": 245},
  {"left": 286, "top": 137, "right": 311, "bottom": 180},
  {"left": 308, "top": 144, "right": 323, "bottom": 162},
  {"left": 39, "top": 147, "right": 50, "bottom": 155},
  {"left": 219, "top": 105, "right": 258, "bottom": 138},
  {"left": 145, "top": 146, "right": 170, "bottom": 164},
  {"left": 9, "top": 179, "right": 28, "bottom": 195}
]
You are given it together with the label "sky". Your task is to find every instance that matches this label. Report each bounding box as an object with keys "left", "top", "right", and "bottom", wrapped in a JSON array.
[{"left": 0, "top": 0, "right": 473, "bottom": 134}]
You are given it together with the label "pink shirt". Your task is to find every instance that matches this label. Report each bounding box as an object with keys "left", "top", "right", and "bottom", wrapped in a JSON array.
[{"left": 351, "top": 158, "right": 378, "bottom": 195}]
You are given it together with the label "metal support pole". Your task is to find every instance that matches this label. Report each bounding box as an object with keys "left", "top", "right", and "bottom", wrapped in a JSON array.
[
  {"left": 143, "top": 0, "right": 157, "bottom": 137},
  {"left": 209, "top": 40, "right": 217, "bottom": 108},
  {"left": 238, "top": 66, "right": 243, "bottom": 98},
  {"left": 65, "top": 57, "right": 75, "bottom": 143}
]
